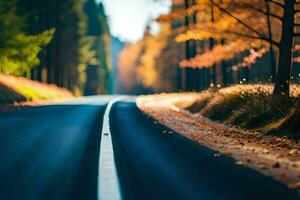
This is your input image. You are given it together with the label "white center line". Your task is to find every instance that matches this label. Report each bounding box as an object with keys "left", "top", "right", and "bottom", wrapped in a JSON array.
[{"left": 97, "top": 97, "right": 125, "bottom": 200}]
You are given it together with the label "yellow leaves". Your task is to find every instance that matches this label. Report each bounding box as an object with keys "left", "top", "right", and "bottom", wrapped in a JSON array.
[
  {"left": 118, "top": 23, "right": 171, "bottom": 90},
  {"left": 137, "top": 30, "right": 168, "bottom": 87},
  {"left": 118, "top": 40, "right": 144, "bottom": 91},
  {"left": 175, "top": 30, "right": 216, "bottom": 42}
]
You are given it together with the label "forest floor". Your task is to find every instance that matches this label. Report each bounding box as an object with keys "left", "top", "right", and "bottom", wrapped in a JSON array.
[
  {"left": 0, "top": 74, "right": 73, "bottom": 113},
  {"left": 137, "top": 86, "right": 300, "bottom": 188}
]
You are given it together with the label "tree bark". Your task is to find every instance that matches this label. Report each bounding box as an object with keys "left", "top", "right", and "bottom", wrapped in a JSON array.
[
  {"left": 265, "top": 0, "right": 276, "bottom": 82},
  {"left": 273, "top": 0, "right": 295, "bottom": 98},
  {"left": 182, "top": 0, "right": 190, "bottom": 91},
  {"left": 221, "top": 40, "right": 228, "bottom": 85},
  {"left": 210, "top": 3, "right": 217, "bottom": 86}
]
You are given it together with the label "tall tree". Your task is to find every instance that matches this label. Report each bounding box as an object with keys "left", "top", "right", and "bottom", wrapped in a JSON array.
[
  {"left": 18, "top": 0, "right": 111, "bottom": 94},
  {"left": 0, "top": 0, "right": 53, "bottom": 77},
  {"left": 84, "top": 0, "right": 111, "bottom": 95},
  {"left": 173, "top": 0, "right": 299, "bottom": 100}
]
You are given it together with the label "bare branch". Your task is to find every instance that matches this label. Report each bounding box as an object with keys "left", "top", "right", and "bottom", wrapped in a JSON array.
[
  {"left": 222, "top": 30, "right": 279, "bottom": 47},
  {"left": 244, "top": 5, "right": 283, "bottom": 21},
  {"left": 209, "top": 0, "right": 268, "bottom": 40},
  {"left": 267, "top": 0, "right": 284, "bottom": 8}
]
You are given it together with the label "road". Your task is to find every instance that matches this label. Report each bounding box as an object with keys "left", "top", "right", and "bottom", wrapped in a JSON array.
[
  {"left": 0, "top": 96, "right": 299, "bottom": 200},
  {"left": 0, "top": 96, "right": 111, "bottom": 200}
]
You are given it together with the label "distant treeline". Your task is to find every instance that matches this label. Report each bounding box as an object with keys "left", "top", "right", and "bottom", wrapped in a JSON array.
[{"left": 0, "top": 0, "right": 111, "bottom": 95}]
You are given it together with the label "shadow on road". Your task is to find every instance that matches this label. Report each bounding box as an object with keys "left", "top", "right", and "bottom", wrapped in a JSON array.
[
  {"left": 110, "top": 101, "right": 300, "bottom": 200},
  {"left": 0, "top": 104, "right": 105, "bottom": 200}
]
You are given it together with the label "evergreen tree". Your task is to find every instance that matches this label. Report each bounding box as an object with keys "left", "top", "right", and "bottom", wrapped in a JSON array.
[
  {"left": 0, "top": 0, "right": 53, "bottom": 77},
  {"left": 84, "top": 0, "right": 111, "bottom": 95},
  {"left": 17, "top": 0, "right": 111, "bottom": 94}
]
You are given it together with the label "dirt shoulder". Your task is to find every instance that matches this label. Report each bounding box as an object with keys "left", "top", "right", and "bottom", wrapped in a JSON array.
[
  {"left": 137, "top": 93, "right": 300, "bottom": 189},
  {"left": 0, "top": 98, "right": 73, "bottom": 114},
  {"left": 0, "top": 74, "right": 74, "bottom": 114}
]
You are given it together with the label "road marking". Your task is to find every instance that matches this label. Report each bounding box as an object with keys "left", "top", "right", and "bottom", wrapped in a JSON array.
[{"left": 98, "top": 97, "right": 124, "bottom": 200}]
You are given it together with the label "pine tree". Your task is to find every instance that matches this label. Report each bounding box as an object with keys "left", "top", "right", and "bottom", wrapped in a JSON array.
[
  {"left": 0, "top": 0, "right": 53, "bottom": 77},
  {"left": 84, "top": 0, "right": 111, "bottom": 95}
]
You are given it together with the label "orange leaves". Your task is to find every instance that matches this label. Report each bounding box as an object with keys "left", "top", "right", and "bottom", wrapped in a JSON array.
[
  {"left": 118, "top": 23, "right": 172, "bottom": 91},
  {"left": 293, "top": 45, "right": 300, "bottom": 63},
  {"left": 118, "top": 41, "right": 144, "bottom": 91},
  {"left": 232, "top": 48, "right": 267, "bottom": 71},
  {"left": 180, "top": 40, "right": 266, "bottom": 68},
  {"left": 293, "top": 57, "right": 300, "bottom": 63},
  {"left": 172, "top": 0, "right": 284, "bottom": 70},
  {"left": 137, "top": 25, "right": 170, "bottom": 87}
]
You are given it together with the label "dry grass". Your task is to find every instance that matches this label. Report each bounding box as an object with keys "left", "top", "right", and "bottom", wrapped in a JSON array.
[
  {"left": 185, "top": 84, "right": 300, "bottom": 139},
  {"left": 0, "top": 74, "right": 73, "bottom": 104}
]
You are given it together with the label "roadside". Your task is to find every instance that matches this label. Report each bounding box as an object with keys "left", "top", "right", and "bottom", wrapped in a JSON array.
[
  {"left": 0, "top": 74, "right": 73, "bottom": 113},
  {"left": 137, "top": 91, "right": 300, "bottom": 189}
]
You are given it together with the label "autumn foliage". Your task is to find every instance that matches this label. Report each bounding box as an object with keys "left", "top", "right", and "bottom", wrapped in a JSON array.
[{"left": 117, "top": 0, "right": 300, "bottom": 102}]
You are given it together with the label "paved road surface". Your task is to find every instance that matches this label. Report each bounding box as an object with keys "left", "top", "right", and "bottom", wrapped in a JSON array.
[
  {"left": 0, "top": 96, "right": 112, "bottom": 200},
  {"left": 0, "top": 96, "right": 299, "bottom": 200},
  {"left": 110, "top": 101, "right": 299, "bottom": 200}
]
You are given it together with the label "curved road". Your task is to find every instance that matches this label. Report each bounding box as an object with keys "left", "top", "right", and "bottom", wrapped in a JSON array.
[{"left": 0, "top": 96, "right": 299, "bottom": 200}]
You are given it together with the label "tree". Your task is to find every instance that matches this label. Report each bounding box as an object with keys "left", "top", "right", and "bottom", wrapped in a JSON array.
[
  {"left": 17, "top": 0, "right": 111, "bottom": 94},
  {"left": 170, "top": 0, "right": 299, "bottom": 100},
  {"left": 118, "top": 41, "right": 144, "bottom": 94},
  {"left": 84, "top": 0, "right": 111, "bottom": 95},
  {"left": 0, "top": 0, "right": 53, "bottom": 77}
]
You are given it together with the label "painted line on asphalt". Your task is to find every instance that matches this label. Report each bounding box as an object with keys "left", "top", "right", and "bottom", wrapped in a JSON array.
[{"left": 98, "top": 97, "right": 125, "bottom": 200}]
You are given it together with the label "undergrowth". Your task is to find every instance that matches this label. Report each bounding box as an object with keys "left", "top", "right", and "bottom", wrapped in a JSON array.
[
  {"left": 0, "top": 74, "right": 73, "bottom": 104},
  {"left": 186, "top": 84, "right": 300, "bottom": 139}
]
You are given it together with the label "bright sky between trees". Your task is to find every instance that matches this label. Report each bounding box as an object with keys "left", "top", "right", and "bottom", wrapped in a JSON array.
[{"left": 101, "top": 0, "right": 171, "bottom": 42}]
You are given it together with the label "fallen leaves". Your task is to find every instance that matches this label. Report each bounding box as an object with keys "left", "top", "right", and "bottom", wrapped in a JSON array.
[
  {"left": 272, "top": 162, "right": 280, "bottom": 168},
  {"left": 137, "top": 93, "right": 300, "bottom": 187},
  {"left": 289, "top": 149, "right": 299, "bottom": 155}
]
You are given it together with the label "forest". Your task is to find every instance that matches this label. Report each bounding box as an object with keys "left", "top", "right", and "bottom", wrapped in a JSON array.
[
  {"left": 0, "top": 0, "right": 111, "bottom": 96},
  {"left": 119, "top": 0, "right": 300, "bottom": 102},
  {"left": 1, "top": 0, "right": 300, "bottom": 196}
]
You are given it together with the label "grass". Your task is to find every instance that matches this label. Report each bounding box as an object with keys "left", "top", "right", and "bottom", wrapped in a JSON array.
[
  {"left": 186, "top": 84, "right": 300, "bottom": 139},
  {"left": 0, "top": 74, "right": 73, "bottom": 104}
]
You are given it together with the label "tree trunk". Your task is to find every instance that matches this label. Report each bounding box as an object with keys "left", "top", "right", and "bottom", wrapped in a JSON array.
[
  {"left": 220, "top": 40, "right": 227, "bottom": 85},
  {"left": 210, "top": 38, "right": 217, "bottom": 85},
  {"left": 210, "top": 3, "right": 217, "bottom": 86},
  {"left": 273, "top": 0, "right": 295, "bottom": 98},
  {"left": 221, "top": 62, "right": 227, "bottom": 85},
  {"left": 183, "top": 0, "right": 190, "bottom": 91},
  {"left": 191, "top": 0, "right": 199, "bottom": 90},
  {"left": 265, "top": 0, "right": 276, "bottom": 82}
]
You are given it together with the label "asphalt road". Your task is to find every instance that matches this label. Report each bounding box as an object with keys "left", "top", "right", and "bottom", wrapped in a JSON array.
[
  {"left": 0, "top": 96, "right": 112, "bottom": 200},
  {"left": 0, "top": 96, "right": 299, "bottom": 200},
  {"left": 110, "top": 101, "right": 300, "bottom": 200}
]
